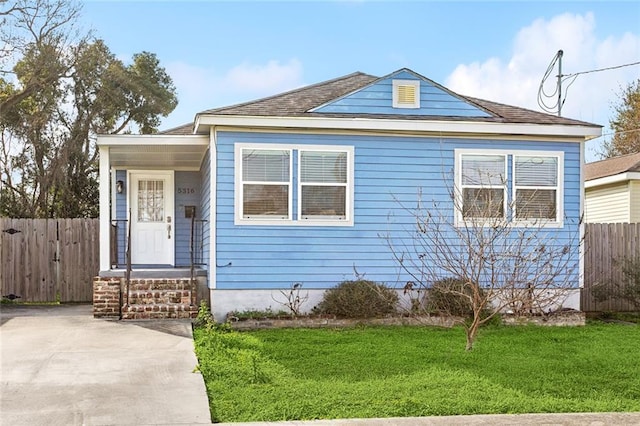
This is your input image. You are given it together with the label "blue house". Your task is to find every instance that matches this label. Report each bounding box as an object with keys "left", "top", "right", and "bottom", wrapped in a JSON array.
[{"left": 95, "top": 69, "right": 601, "bottom": 320}]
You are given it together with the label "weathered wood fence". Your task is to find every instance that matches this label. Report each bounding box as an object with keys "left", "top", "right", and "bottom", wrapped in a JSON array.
[
  {"left": 582, "top": 223, "right": 640, "bottom": 312},
  {"left": 0, "top": 218, "right": 99, "bottom": 302}
]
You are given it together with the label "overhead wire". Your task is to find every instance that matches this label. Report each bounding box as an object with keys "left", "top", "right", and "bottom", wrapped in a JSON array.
[
  {"left": 563, "top": 61, "right": 640, "bottom": 78},
  {"left": 537, "top": 51, "right": 562, "bottom": 114}
]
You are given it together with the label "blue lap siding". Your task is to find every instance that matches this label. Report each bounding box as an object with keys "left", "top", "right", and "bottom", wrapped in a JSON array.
[{"left": 214, "top": 131, "right": 581, "bottom": 290}]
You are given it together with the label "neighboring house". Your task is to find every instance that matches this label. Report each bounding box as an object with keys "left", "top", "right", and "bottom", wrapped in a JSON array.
[
  {"left": 96, "top": 68, "right": 601, "bottom": 320},
  {"left": 585, "top": 152, "right": 640, "bottom": 223}
]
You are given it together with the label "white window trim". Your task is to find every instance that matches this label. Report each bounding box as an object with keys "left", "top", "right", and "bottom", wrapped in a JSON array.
[
  {"left": 298, "top": 146, "right": 351, "bottom": 223},
  {"left": 234, "top": 143, "right": 354, "bottom": 226},
  {"left": 512, "top": 151, "right": 564, "bottom": 228},
  {"left": 235, "top": 143, "right": 293, "bottom": 224},
  {"left": 455, "top": 150, "right": 508, "bottom": 226},
  {"left": 392, "top": 79, "right": 420, "bottom": 109},
  {"left": 454, "top": 149, "right": 564, "bottom": 228}
]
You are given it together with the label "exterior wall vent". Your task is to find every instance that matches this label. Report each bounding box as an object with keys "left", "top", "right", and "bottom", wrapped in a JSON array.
[{"left": 393, "top": 80, "right": 420, "bottom": 109}]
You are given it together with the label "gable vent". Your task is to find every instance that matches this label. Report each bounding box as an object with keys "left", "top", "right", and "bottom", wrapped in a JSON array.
[
  {"left": 397, "top": 85, "right": 416, "bottom": 104},
  {"left": 393, "top": 80, "right": 420, "bottom": 109}
]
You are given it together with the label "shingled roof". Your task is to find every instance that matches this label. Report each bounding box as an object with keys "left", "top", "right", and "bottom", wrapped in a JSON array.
[
  {"left": 197, "top": 71, "right": 600, "bottom": 127},
  {"left": 160, "top": 122, "right": 194, "bottom": 135},
  {"left": 585, "top": 152, "right": 640, "bottom": 181}
]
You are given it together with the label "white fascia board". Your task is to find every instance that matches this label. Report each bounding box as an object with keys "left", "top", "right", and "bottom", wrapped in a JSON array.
[
  {"left": 585, "top": 172, "right": 640, "bottom": 188},
  {"left": 96, "top": 134, "right": 209, "bottom": 146},
  {"left": 195, "top": 115, "right": 602, "bottom": 140}
]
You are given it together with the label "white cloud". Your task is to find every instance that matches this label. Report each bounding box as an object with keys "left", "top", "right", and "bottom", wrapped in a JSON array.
[
  {"left": 445, "top": 12, "right": 640, "bottom": 161},
  {"left": 162, "top": 58, "right": 305, "bottom": 129}
]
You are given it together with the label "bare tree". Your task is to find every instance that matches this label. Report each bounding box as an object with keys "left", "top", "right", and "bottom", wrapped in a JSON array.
[{"left": 386, "top": 157, "right": 581, "bottom": 351}]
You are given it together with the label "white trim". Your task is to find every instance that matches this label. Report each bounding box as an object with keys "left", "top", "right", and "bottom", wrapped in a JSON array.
[
  {"left": 454, "top": 148, "right": 565, "bottom": 228},
  {"left": 110, "top": 167, "right": 117, "bottom": 220},
  {"left": 454, "top": 149, "right": 508, "bottom": 226},
  {"left": 97, "top": 134, "right": 209, "bottom": 146},
  {"left": 234, "top": 143, "right": 355, "bottom": 227},
  {"left": 511, "top": 151, "right": 564, "bottom": 227},
  {"left": 584, "top": 172, "right": 640, "bottom": 188},
  {"left": 209, "top": 125, "right": 587, "bottom": 143},
  {"left": 99, "top": 146, "right": 111, "bottom": 271},
  {"left": 209, "top": 128, "right": 217, "bottom": 290},
  {"left": 195, "top": 115, "right": 602, "bottom": 140},
  {"left": 393, "top": 79, "right": 420, "bottom": 109},
  {"left": 234, "top": 144, "right": 293, "bottom": 223}
]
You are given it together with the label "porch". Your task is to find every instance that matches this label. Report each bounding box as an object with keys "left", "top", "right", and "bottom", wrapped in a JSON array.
[{"left": 95, "top": 134, "right": 212, "bottom": 320}]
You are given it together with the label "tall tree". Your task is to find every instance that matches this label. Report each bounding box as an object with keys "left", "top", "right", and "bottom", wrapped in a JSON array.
[
  {"left": 0, "top": 0, "right": 178, "bottom": 218},
  {"left": 602, "top": 79, "right": 640, "bottom": 158}
]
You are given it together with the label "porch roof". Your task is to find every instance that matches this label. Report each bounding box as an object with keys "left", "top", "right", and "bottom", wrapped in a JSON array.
[{"left": 97, "top": 135, "right": 209, "bottom": 169}]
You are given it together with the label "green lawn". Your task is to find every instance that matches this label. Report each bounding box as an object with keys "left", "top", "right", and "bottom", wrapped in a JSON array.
[{"left": 193, "top": 323, "right": 640, "bottom": 423}]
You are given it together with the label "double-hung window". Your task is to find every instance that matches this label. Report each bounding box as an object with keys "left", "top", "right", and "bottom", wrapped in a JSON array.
[
  {"left": 456, "top": 149, "right": 563, "bottom": 227},
  {"left": 459, "top": 154, "right": 507, "bottom": 219},
  {"left": 241, "top": 148, "right": 291, "bottom": 219},
  {"left": 236, "top": 143, "right": 353, "bottom": 226},
  {"left": 514, "top": 155, "right": 560, "bottom": 222},
  {"left": 300, "top": 150, "right": 347, "bottom": 220}
]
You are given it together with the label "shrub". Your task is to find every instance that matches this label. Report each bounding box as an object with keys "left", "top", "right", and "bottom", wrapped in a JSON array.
[
  {"left": 315, "top": 279, "right": 398, "bottom": 318},
  {"left": 427, "top": 277, "right": 490, "bottom": 318}
]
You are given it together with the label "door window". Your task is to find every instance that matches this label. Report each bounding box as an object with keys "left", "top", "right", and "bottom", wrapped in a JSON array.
[{"left": 137, "top": 179, "right": 164, "bottom": 222}]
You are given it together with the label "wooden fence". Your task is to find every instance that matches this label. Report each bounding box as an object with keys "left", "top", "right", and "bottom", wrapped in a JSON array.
[
  {"left": 582, "top": 223, "right": 640, "bottom": 312},
  {"left": 0, "top": 218, "right": 99, "bottom": 302}
]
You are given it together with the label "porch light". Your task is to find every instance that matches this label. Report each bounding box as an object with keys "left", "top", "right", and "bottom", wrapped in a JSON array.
[{"left": 116, "top": 180, "right": 124, "bottom": 194}]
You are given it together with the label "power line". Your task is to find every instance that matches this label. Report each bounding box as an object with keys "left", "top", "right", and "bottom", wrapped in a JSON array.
[
  {"left": 537, "top": 52, "right": 640, "bottom": 117},
  {"left": 591, "top": 128, "right": 640, "bottom": 140},
  {"left": 563, "top": 61, "right": 640, "bottom": 78}
]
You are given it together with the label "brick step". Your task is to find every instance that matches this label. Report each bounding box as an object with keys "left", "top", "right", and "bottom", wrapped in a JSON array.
[
  {"left": 126, "top": 289, "right": 192, "bottom": 305},
  {"left": 127, "top": 279, "right": 194, "bottom": 292},
  {"left": 121, "top": 303, "right": 198, "bottom": 320}
]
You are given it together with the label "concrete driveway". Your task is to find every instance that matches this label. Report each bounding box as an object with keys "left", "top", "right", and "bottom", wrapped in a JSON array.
[{"left": 0, "top": 304, "right": 211, "bottom": 425}]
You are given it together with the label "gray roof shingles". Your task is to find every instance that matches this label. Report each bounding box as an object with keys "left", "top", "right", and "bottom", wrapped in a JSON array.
[{"left": 197, "top": 71, "right": 601, "bottom": 127}]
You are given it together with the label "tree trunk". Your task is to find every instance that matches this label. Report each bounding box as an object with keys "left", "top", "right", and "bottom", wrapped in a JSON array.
[{"left": 465, "top": 315, "right": 481, "bottom": 351}]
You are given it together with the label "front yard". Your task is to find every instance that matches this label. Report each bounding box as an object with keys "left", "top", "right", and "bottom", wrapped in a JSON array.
[{"left": 193, "top": 322, "right": 640, "bottom": 423}]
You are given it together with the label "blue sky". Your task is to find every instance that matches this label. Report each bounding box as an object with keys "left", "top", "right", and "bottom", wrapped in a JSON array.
[{"left": 82, "top": 1, "right": 640, "bottom": 161}]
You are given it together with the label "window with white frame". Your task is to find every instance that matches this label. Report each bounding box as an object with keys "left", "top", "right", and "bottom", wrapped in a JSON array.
[
  {"left": 241, "top": 148, "right": 291, "bottom": 219},
  {"left": 456, "top": 150, "right": 563, "bottom": 226},
  {"left": 300, "top": 150, "right": 347, "bottom": 220},
  {"left": 460, "top": 154, "right": 507, "bottom": 219},
  {"left": 236, "top": 144, "right": 353, "bottom": 225},
  {"left": 514, "top": 155, "right": 559, "bottom": 221}
]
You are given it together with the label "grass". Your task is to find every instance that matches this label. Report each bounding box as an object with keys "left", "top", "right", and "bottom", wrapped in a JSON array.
[{"left": 193, "top": 322, "right": 640, "bottom": 423}]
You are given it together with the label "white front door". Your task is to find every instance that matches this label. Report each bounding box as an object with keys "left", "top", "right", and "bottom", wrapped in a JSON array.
[{"left": 129, "top": 171, "right": 174, "bottom": 265}]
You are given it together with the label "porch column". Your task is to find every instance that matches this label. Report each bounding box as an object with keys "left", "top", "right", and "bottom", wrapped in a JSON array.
[{"left": 99, "top": 144, "right": 111, "bottom": 271}]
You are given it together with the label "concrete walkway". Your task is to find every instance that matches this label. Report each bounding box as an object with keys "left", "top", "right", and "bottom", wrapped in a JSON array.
[
  {"left": 0, "top": 304, "right": 211, "bottom": 425},
  {"left": 214, "top": 412, "right": 640, "bottom": 426}
]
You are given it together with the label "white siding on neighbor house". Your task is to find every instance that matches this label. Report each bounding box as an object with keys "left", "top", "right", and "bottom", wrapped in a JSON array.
[
  {"left": 629, "top": 180, "right": 640, "bottom": 223},
  {"left": 585, "top": 182, "right": 630, "bottom": 223}
]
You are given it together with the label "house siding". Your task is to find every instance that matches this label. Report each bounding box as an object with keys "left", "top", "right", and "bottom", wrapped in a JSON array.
[
  {"left": 215, "top": 131, "right": 581, "bottom": 290},
  {"left": 630, "top": 180, "right": 640, "bottom": 223},
  {"left": 585, "top": 182, "right": 630, "bottom": 223},
  {"left": 114, "top": 170, "right": 127, "bottom": 266},
  {"left": 314, "top": 70, "right": 490, "bottom": 117},
  {"left": 174, "top": 171, "right": 201, "bottom": 266}
]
